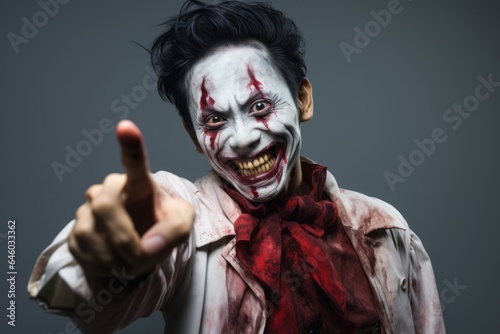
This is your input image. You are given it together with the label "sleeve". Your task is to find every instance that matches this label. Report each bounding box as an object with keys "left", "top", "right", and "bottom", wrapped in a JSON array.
[
  {"left": 28, "top": 223, "right": 195, "bottom": 333},
  {"left": 408, "top": 230, "right": 446, "bottom": 333},
  {"left": 27, "top": 171, "right": 198, "bottom": 333}
]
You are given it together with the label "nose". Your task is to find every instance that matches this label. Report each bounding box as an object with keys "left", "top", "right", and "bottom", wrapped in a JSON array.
[{"left": 228, "top": 121, "right": 261, "bottom": 155}]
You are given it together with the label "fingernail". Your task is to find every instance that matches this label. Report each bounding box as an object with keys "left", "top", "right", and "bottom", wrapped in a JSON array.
[{"left": 142, "top": 235, "right": 166, "bottom": 254}]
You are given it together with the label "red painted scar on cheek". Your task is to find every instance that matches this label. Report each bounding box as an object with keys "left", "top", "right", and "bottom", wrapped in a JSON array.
[
  {"left": 200, "top": 78, "right": 215, "bottom": 112},
  {"left": 203, "top": 129, "right": 219, "bottom": 151},
  {"left": 256, "top": 116, "right": 270, "bottom": 130}
]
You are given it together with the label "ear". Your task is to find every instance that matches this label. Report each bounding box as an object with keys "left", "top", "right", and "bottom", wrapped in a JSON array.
[
  {"left": 298, "top": 78, "right": 314, "bottom": 122},
  {"left": 182, "top": 118, "right": 204, "bottom": 154}
]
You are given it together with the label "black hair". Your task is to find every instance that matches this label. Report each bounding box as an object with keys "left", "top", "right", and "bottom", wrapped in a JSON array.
[{"left": 150, "top": 0, "right": 306, "bottom": 128}]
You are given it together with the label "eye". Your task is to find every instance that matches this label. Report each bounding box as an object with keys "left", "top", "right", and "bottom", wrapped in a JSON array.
[
  {"left": 205, "top": 114, "right": 227, "bottom": 129},
  {"left": 251, "top": 100, "right": 272, "bottom": 114}
]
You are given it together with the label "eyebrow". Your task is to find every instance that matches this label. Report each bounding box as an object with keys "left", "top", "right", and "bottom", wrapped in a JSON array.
[
  {"left": 236, "top": 90, "right": 267, "bottom": 111},
  {"left": 197, "top": 89, "right": 265, "bottom": 123}
]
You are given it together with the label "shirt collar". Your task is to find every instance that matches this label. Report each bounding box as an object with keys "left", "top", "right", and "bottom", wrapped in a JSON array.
[
  {"left": 193, "top": 157, "right": 406, "bottom": 247},
  {"left": 319, "top": 159, "right": 407, "bottom": 235}
]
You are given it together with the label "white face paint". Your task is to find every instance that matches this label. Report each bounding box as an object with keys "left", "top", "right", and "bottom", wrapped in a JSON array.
[{"left": 187, "top": 45, "right": 302, "bottom": 202}]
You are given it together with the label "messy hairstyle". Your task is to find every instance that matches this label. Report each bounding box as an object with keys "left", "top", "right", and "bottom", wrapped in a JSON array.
[{"left": 150, "top": 0, "right": 307, "bottom": 128}]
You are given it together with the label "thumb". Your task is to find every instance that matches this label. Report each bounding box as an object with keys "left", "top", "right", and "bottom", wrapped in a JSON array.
[{"left": 140, "top": 198, "right": 194, "bottom": 257}]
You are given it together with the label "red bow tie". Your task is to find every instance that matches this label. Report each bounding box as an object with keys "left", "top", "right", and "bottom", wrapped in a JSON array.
[{"left": 225, "top": 163, "right": 356, "bottom": 333}]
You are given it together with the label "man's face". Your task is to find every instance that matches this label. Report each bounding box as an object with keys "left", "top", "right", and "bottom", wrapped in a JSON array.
[{"left": 187, "top": 45, "right": 303, "bottom": 202}]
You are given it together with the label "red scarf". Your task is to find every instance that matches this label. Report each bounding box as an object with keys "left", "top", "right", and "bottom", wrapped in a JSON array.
[{"left": 225, "top": 163, "right": 357, "bottom": 333}]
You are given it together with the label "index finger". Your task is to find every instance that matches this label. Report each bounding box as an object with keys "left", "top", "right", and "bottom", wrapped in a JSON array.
[{"left": 116, "top": 120, "right": 150, "bottom": 183}]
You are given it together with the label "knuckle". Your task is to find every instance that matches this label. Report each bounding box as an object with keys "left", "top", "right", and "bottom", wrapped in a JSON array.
[
  {"left": 72, "top": 221, "right": 94, "bottom": 241},
  {"left": 113, "top": 233, "right": 134, "bottom": 249},
  {"left": 103, "top": 173, "right": 124, "bottom": 185},
  {"left": 91, "top": 196, "right": 117, "bottom": 215},
  {"left": 85, "top": 184, "right": 102, "bottom": 200},
  {"left": 75, "top": 204, "right": 88, "bottom": 220}
]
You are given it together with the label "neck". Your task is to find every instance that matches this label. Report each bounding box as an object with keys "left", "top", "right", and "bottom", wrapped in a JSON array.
[{"left": 277, "top": 157, "right": 311, "bottom": 203}]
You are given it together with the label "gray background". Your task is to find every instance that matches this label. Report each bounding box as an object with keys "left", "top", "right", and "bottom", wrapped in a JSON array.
[{"left": 2, "top": 0, "right": 499, "bottom": 333}]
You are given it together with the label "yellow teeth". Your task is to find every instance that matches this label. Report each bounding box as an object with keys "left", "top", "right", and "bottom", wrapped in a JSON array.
[{"left": 236, "top": 153, "right": 276, "bottom": 177}]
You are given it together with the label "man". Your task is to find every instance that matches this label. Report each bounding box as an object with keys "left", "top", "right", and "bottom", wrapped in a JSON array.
[{"left": 28, "top": 1, "right": 445, "bottom": 333}]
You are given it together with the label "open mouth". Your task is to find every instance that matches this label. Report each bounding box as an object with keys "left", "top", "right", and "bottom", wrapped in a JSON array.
[{"left": 227, "top": 145, "right": 283, "bottom": 181}]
